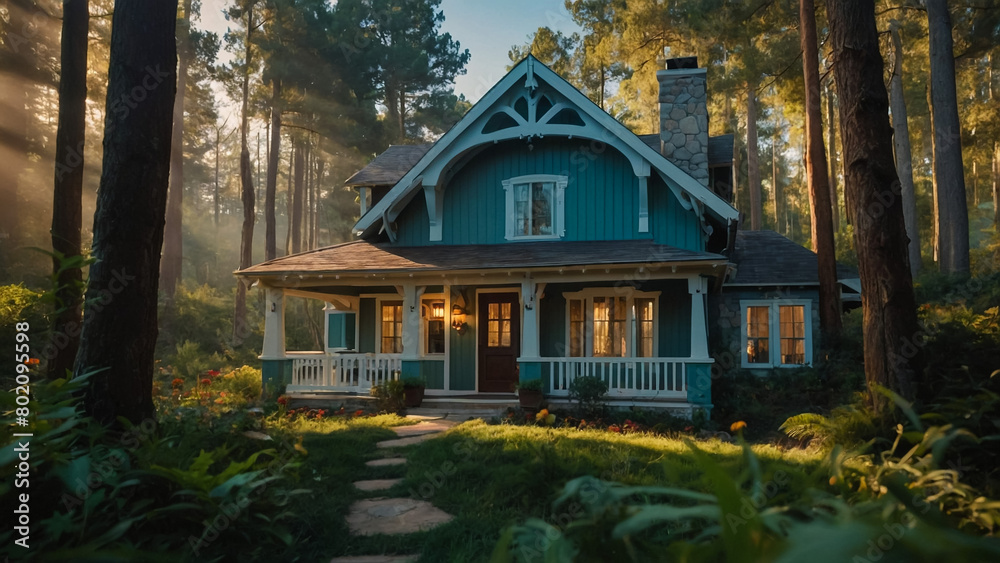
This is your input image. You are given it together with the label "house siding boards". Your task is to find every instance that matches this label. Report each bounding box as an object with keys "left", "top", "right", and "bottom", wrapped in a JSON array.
[
  {"left": 449, "top": 290, "right": 477, "bottom": 391},
  {"left": 391, "top": 138, "right": 702, "bottom": 251},
  {"left": 358, "top": 298, "right": 376, "bottom": 354}
]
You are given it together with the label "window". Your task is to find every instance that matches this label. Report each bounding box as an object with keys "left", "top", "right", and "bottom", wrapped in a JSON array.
[
  {"left": 740, "top": 300, "right": 812, "bottom": 368},
  {"left": 503, "top": 175, "right": 567, "bottom": 240},
  {"left": 423, "top": 299, "right": 445, "bottom": 355},
  {"left": 486, "top": 301, "right": 512, "bottom": 348},
  {"left": 565, "top": 290, "right": 658, "bottom": 358},
  {"left": 380, "top": 301, "right": 402, "bottom": 354}
]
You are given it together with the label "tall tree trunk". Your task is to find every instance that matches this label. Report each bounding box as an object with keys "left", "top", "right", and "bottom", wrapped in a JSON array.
[
  {"left": 385, "top": 87, "right": 400, "bottom": 143},
  {"left": 304, "top": 136, "right": 312, "bottom": 250},
  {"left": 829, "top": 0, "right": 921, "bottom": 412},
  {"left": 747, "top": 79, "right": 762, "bottom": 230},
  {"left": 889, "top": 21, "right": 921, "bottom": 278},
  {"left": 234, "top": 3, "right": 256, "bottom": 344},
  {"left": 802, "top": 0, "right": 842, "bottom": 338},
  {"left": 161, "top": 0, "right": 192, "bottom": 298},
  {"left": 285, "top": 140, "right": 293, "bottom": 255},
  {"left": 825, "top": 82, "right": 841, "bottom": 231},
  {"left": 993, "top": 141, "right": 999, "bottom": 231},
  {"left": 48, "top": 0, "right": 89, "bottom": 381},
  {"left": 74, "top": 0, "right": 178, "bottom": 425},
  {"left": 927, "top": 86, "right": 940, "bottom": 264},
  {"left": 214, "top": 125, "right": 221, "bottom": 227},
  {"left": 771, "top": 132, "right": 781, "bottom": 234},
  {"left": 291, "top": 141, "right": 304, "bottom": 254},
  {"left": 927, "top": 0, "right": 970, "bottom": 274},
  {"left": 265, "top": 78, "right": 281, "bottom": 260},
  {"left": 315, "top": 158, "right": 324, "bottom": 247}
]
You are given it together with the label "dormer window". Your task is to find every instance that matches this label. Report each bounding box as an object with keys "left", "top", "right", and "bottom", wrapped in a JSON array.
[{"left": 502, "top": 174, "right": 567, "bottom": 241}]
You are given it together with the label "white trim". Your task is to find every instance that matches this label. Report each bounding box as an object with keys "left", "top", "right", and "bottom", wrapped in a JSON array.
[
  {"left": 562, "top": 288, "right": 661, "bottom": 359},
  {"left": 502, "top": 174, "right": 568, "bottom": 241},
  {"left": 637, "top": 174, "right": 650, "bottom": 233},
  {"left": 739, "top": 299, "right": 814, "bottom": 369},
  {"left": 354, "top": 55, "right": 738, "bottom": 238},
  {"left": 374, "top": 297, "right": 404, "bottom": 356},
  {"left": 419, "top": 293, "right": 447, "bottom": 359}
]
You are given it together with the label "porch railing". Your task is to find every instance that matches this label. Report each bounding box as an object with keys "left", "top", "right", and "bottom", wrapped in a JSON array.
[
  {"left": 287, "top": 352, "right": 401, "bottom": 392},
  {"left": 542, "top": 357, "right": 705, "bottom": 399}
]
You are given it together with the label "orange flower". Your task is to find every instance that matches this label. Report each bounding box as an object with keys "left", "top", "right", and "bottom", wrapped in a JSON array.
[
  {"left": 171, "top": 378, "right": 184, "bottom": 388},
  {"left": 354, "top": 409, "right": 364, "bottom": 417},
  {"left": 214, "top": 398, "right": 225, "bottom": 404},
  {"left": 730, "top": 421, "right": 747, "bottom": 432},
  {"left": 277, "top": 396, "right": 288, "bottom": 405},
  {"left": 608, "top": 425, "right": 621, "bottom": 433},
  {"left": 200, "top": 378, "right": 212, "bottom": 386},
  {"left": 219, "top": 391, "right": 227, "bottom": 397}
]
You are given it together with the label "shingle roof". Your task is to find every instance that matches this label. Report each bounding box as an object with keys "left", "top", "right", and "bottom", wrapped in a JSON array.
[
  {"left": 344, "top": 144, "right": 431, "bottom": 187},
  {"left": 729, "top": 230, "right": 857, "bottom": 285},
  {"left": 637, "top": 134, "right": 734, "bottom": 167},
  {"left": 236, "top": 239, "right": 726, "bottom": 278}
]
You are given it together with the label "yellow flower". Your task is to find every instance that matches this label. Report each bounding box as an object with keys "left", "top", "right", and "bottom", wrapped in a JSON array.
[
  {"left": 293, "top": 435, "right": 308, "bottom": 455},
  {"left": 730, "top": 420, "right": 747, "bottom": 432}
]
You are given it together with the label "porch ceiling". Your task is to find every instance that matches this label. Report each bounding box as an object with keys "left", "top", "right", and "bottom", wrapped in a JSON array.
[{"left": 236, "top": 239, "right": 727, "bottom": 283}]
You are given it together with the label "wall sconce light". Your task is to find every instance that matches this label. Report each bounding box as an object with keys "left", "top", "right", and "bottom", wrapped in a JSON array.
[
  {"left": 451, "top": 304, "right": 468, "bottom": 335},
  {"left": 431, "top": 301, "right": 445, "bottom": 320},
  {"left": 270, "top": 302, "right": 276, "bottom": 313}
]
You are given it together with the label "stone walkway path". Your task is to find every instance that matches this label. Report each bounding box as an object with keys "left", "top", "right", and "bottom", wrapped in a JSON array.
[{"left": 330, "top": 413, "right": 472, "bottom": 563}]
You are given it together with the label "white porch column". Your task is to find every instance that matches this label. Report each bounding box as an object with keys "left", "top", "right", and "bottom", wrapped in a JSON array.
[
  {"left": 520, "top": 278, "right": 539, "bottom": 359},
  {"left": 400, "top": 284, "right": 424, "bottom": 360},
  {"left": 688, "top": 276, "right": 709, "bottom": 359},
  {"left": 261, "top": 286, "right": 286, "bottom": 359}
]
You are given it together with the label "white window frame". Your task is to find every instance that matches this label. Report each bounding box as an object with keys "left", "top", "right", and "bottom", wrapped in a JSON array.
[
  {"left": 420, "top": 294, "right": 447, "bottom": 358},
  {"left": 375, "top": 297, "right": 404, "bottom": 355},
  {"left": 502, "top": 174, "right": 568, "bottom": 241},
  {"left": 739, "top": 299, "right": 813, "bottom": 368},
  {"left": 563, "top": 289, "right": 660, "bottom": 358}
]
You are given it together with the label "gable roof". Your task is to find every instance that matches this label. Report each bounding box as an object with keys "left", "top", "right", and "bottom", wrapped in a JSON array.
[
  {"left": 344, "top": 144, "right": 431, "bottom": 187},
  {"left": 353, "top": 56, "right": 738, "bottom": 238},
  {"left": 728, "top": 230, "right": 857, "bottom": 286}
]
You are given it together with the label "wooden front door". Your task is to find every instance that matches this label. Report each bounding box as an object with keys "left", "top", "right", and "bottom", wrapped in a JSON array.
[{"left": 478, "top": 292, "right": 520, "bottom": 392}]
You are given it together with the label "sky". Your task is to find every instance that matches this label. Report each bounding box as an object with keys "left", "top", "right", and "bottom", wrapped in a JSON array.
[{"left": 198, "top": 0, "right": 582, "bottom": 103}]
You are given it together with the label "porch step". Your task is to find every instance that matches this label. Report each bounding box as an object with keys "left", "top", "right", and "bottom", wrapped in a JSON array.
[{"left": 353, "top": 478, "right": 403, "bottom": 492}]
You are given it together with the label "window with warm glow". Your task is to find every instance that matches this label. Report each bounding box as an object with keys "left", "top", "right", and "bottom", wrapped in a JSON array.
[
  {"left": 380, "top": 301, "right": 402, "bottom": 354},
  {"left": 565, "top": 291, "right": 658, "bottom": 358},
  {"left": 741, "top": 300, "right": 812, "bottom": 368}
]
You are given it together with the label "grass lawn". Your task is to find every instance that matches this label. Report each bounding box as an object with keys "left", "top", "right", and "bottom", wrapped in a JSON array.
[{"left": 283, "top": 418, "right": 827, "bottom": 562}]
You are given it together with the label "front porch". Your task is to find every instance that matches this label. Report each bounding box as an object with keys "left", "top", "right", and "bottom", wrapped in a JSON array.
[{"left": 244, "top": 240, "right": 725, "bottom": 416}]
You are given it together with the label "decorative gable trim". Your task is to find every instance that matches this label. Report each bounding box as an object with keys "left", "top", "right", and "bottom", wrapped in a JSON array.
[{"left": 354, "top": 56, "right": 738, "bottom": 240}]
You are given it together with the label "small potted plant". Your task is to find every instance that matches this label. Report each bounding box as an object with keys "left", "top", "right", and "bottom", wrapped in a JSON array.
[
  {"left": 402, "top": 376, "right": 426, "bottom": 408},
  {"left": 516, "top": 378, "right": 544, "bottom": 410}
]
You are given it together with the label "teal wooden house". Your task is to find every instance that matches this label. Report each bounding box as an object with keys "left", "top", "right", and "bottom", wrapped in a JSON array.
[{"left": 236, "top": 56, "right": 859, "bottom": 416}]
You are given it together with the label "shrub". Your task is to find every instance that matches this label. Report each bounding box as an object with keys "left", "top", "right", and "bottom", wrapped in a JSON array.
[
  {"left": 371, "top": 379, "right": 405, "bottom": 413},
  {"left": 401, "top": 376, "right": 426, "bottom": 389},
  {"left": 215, "top": 365, "right": 263, "bottom": 404},
  {"left": 516, "top": 378, "right": 544, "bottom": 392},
  {"left": 569, "top": 374, "right": 608, "bottom": 417}
]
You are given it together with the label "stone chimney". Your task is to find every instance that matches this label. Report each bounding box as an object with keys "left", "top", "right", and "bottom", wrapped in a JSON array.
[{"left": 657, "top": 56, "right": 709, "bottom": 187}]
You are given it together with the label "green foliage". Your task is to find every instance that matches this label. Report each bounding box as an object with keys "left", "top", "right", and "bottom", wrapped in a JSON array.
[
  {"left": 569, "top": 375, "right": 609, "bottom": 417},
  {"left": 156, "top": 284, "right": 264, "bottom": 369},
  {"left": 401, "top": 375, "right": 426, "bottom": 389},
  {"left": 0, "top": 364, "right": 307, "bottom": 560},
  {"left": 0, "top": 284, "right": 49, "bottom": 385},
  {"left": 493, "top": 433, "right": 1000, "bottom": 562},
  {"left": 780, "top": 397, "right": 883, "bottom": 450},
  {"left": 516, "top": 378, "right": 545, "bottom": 392},
  {"left": 371, "top": 379, "right": 405, "bottom": 413}
]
